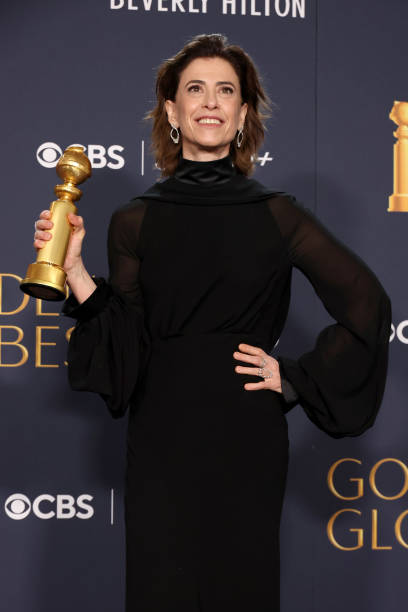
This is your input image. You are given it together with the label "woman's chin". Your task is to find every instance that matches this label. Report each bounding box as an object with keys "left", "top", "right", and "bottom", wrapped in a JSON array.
[{"left": 190, "top": 139, "right": 231, "bottom": 152}]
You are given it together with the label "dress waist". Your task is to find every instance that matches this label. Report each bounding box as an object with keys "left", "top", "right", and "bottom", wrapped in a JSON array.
[
  {"left": 138, "top": 333, "right": 271, "bottom": 384},
  {"left": 150, "top": 331, "right": 267, "bottom": 352}
]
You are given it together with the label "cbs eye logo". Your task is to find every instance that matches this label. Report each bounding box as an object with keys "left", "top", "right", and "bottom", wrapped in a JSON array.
[
  {"left": 390, "top": 321, "right": 408, "bottom": 344},
  {"left": 4, "top": 493, "right": 94, "bottom": 520},
  {"left": 5, "top": 494, "right": 31, "bottom": 520},
  {"left": 36, "top": 142, "right": 125, "bottom": 169}
]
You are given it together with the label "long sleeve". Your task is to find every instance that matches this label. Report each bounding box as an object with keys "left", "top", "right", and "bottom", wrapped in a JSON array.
[
  {"left": 61, "top": 200, "right": 149, "bottom": 419},
  {"left": 280, "top": 376, "right": 300, "bottom": 407},
  {"left": 268, "top": 194, "right": 392, "bottom": 438}
]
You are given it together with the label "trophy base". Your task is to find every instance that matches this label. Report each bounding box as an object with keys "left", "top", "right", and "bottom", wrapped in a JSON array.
[
  {"left": 388, "top": 194, "right": 408, "bottom": 212},
  {"left": 20, "top": 261, "right": 67, "bottom": 301}
]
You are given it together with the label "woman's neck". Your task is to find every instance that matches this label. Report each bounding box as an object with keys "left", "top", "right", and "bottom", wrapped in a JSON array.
[{"left": 173, "top": 154, "right": 237, "bottom": 185}]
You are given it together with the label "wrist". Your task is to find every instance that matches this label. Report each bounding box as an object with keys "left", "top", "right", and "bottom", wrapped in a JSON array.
[
  {"left": 65, "top": 259, "right": 86, "bottom": 285},
  {"left": 65, "top": 260, "right": 97, "bottom": 305}
]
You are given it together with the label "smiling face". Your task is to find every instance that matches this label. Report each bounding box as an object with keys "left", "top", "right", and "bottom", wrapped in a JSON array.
[{"left": 165, "top": 56, "right": 248, "bottom": 161}]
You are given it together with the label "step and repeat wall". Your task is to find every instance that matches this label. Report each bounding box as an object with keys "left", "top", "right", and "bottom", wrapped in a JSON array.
[{"left": 0, "top": 1, "right": 406, "bottom": 610}]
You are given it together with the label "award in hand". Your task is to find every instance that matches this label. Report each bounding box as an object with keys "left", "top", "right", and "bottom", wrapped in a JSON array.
[{"left": 20, "top": 145, "right": 92, "bottom": 301}]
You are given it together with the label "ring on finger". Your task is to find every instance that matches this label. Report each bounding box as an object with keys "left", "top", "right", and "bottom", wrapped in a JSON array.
[{"left": 258, "top": 367, "right": 273, "bottom": 379}]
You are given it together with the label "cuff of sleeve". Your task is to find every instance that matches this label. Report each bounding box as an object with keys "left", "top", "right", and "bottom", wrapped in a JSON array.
[
  {"left": 61, "top": 277, "right": 112, "bottom": 321},
  {"left": 276, "top": 355, "right": 300, "bottom": 408},
  {"left": 281, "top": 376, "right": 299, "bottom": 404}
]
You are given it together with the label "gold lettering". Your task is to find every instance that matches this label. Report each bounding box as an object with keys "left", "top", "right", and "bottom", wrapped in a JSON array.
[
  {"left": 0, "top": 274, "right": 29, "bottom": 315},
  {"left": 327, "top": 458, "right": 363, "bottom": 500},
  {"left": 35, "top": 326, "right": 59, "bottom": 368},
  {"left": 65, "top": 327, "right": 74, "bottom": 343},
  {"left": 395, "top": 510, "right": 408, "bottom": 548},
  {"left": 36, "top": 299, "right": 59, "bottom": 316},
  {"left": 64, "top": 326, "right": 74, "bottom": 366},
  {"left": 371, "top": 509, "right": 392, "bottom": 550},
  {"left": 369, "top": 458, "right": 408, "bottom": 500},
  {"left": 327, "top": 509, "right": 363, "bottom": 551},
  {"left": 0, "top": 326, "right": 29, "bottom": 366}
]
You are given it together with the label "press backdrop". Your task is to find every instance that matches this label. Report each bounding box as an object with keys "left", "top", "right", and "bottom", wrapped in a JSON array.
[{"left": 1, "top": 1, "right": 406, "bottom": 610}]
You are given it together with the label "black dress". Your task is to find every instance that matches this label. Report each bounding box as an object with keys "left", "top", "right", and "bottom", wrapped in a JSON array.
[{"left": 62, "top": 154, "right": 391, "bottom": 612}]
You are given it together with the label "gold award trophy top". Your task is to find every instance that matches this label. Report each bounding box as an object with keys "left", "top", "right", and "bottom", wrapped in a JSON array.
[
  {"left": 20, "top": 145, "right": 92, "bottom": 301},
  {"left": 388, "top": 100, "right": 408, "bottom": 212}
]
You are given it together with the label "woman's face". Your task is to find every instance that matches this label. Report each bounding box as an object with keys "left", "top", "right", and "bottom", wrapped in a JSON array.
[{"left": 165, "top": 56, "right": 248, "bottom": 161}]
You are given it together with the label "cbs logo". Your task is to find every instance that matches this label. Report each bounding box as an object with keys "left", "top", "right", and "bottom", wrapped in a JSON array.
[
  {"left": 390, "top": 321, "right": 408, "bottom": 344},
  {"left": 36, "top": 142, "right": 125, "bottom": 169},
  {"left": 4, "top": 493, "right": 94, "bottom": 520}
]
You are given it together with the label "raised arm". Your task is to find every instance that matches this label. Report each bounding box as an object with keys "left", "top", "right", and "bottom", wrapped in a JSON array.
[{"left": 61, "top": 200, "right": 149, "bottom": 418}]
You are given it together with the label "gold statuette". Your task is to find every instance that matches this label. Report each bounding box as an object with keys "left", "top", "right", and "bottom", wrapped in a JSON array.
[
  {"left": 388, "top": 100, "right": 408, "bottom": 212},
  {"left": 20, "top": 145, "right": 92, "bottom": 301}
]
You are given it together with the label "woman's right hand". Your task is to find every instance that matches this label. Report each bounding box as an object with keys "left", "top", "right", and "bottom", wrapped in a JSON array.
[{"left": 33, "top": 210, "right": 86, "bottom": 274}]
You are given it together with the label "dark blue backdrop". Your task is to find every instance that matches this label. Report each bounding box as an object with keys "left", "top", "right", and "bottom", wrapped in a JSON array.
[{"left": 0, "top": 1, "right": 405, "bottom": 610}]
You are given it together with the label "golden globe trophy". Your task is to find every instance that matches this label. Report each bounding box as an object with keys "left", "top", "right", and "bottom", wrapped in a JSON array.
[
  {"left": 20, "top": 145, "right": 92, "bottom": 301},
  {"left": 388, "top": 100, "right": 408, "bottom": 213}
]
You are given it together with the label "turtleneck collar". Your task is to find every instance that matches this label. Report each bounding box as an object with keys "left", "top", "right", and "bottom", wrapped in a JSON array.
[
  {"left": 173, "top": 154, "right": 238, "bottom": 185},
  {"left": 136, "top": 153, "right": 282, "bottom": 206}
]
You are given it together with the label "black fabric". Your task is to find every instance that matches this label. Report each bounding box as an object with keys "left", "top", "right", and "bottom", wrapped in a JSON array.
[
  {"left": 62, "top": 276, "right": 111, "bottom": 321},
  {"left": 61, "top": 153, "right": 391, "bottom": 611},
  {"left": 141, "top": 153, "right": 279, "bottom": 206},
  {"left": 62, "top": 202, "right": 150, "bottom": 418},
  {"left": 265, "top": 194, "right": 392, "bottom": 437},
  {"left": 173, "top": 152, "right": 238, "bottom": 185}
]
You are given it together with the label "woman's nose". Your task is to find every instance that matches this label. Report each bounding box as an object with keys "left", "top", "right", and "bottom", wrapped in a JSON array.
[{"left": 202, "top": 90, "right": 218, "bottom": 108}]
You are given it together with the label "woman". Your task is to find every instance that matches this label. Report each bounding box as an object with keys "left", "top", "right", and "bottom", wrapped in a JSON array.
[{"left": 33, "top": 34, "right": 391, "bottom": 612}]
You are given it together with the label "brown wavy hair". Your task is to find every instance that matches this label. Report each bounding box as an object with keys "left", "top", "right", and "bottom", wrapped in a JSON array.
[{"left": 144, "top": 33, "right": 276, "bottom": 177}]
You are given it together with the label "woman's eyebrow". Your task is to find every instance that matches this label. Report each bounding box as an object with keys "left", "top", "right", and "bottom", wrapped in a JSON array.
[{"left": 185, "top": 79, "right": 236, "bottom": 88}]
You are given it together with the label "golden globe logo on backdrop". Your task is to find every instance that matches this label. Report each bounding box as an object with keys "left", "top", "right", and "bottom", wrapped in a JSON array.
[
  {"left": 388, "top": 100, "right": 408, "bottom": 213},
  {"left": 327, "top": 458, "right": 408, "bottom": 551},
  {"left": 0, "top": 274, "right": 74, "bottom": 368}
]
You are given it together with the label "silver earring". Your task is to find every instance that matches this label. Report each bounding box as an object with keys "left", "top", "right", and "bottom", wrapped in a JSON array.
[
  {"left": 236, "top": 127, "right": 244, "bottom": 148},
  {"left": 170, "top": 124, "right": 180, "bottom": 144}
]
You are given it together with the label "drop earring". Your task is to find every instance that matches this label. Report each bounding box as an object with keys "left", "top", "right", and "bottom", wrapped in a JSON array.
[
  {"left": 170, "top": 124, "right": 180, "bottom": 144},
  {"left": 236, "top": 127, "right": 244, "bottom": 148}
]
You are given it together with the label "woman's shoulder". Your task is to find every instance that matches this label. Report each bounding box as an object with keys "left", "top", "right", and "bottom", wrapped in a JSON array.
[
  {"left": 109, "top": 198, "right": 149, "bottom": 225},
  {"left": 265, "top": 191, "right": 314, "bottom": 221},
  {"left": 107, "top": 198, "right": 149, "bottom": 245},
  {"left": 112, "top": 197, "right": 148, "bottom": 216}
]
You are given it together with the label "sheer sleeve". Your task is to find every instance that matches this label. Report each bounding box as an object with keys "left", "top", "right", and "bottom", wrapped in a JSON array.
[
  {"left": 280, "top": 376, "right": 299, "bottom": 407},
  {"left": 267, "top": 194, "right": 392, "bottom": 438},
  {"left": 61, "top": 199, "right": 149, "bottom": 419}
]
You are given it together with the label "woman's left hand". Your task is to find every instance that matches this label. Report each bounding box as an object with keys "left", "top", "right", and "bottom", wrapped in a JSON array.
[{"left": 233, "top": 343, "right": 282, "bottom": 393}]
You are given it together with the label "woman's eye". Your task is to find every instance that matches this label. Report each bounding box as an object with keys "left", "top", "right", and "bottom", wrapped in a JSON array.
[{"left": 187, "top": 85, "right": 234, "bottom": 94}]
